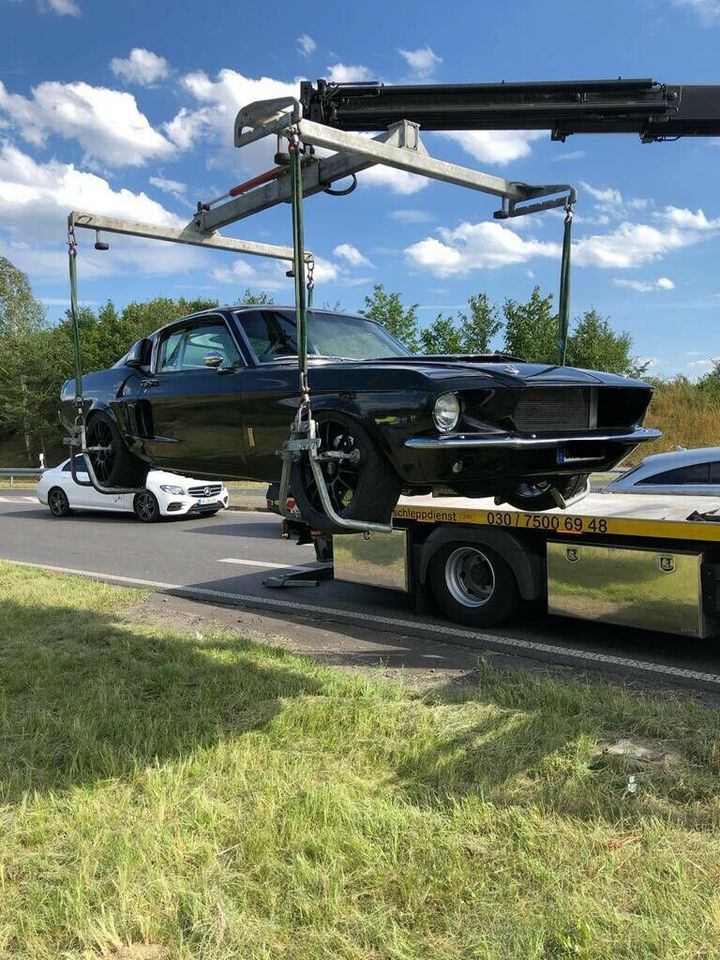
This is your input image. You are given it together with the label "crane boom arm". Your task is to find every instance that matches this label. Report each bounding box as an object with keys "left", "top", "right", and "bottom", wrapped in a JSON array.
[{"left": 300, "top": 78, "right": 720, "bottom": 142}]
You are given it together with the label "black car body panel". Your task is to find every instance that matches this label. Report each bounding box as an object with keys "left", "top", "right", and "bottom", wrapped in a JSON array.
[{"left": 59, "top": 306, "right": 659, "bottom": 497}]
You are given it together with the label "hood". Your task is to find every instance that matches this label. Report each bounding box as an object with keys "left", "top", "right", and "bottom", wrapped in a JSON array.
[{"left": 302, "top": 354, "right": 646, "bottom": 388}]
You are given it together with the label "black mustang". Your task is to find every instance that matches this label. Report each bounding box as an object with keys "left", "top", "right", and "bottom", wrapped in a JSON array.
[{"left": 59, "top": 306, "right": 659, "bottom": 527}]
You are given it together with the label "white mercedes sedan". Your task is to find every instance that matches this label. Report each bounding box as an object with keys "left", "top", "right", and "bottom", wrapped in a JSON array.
[{"left": 37, "top": 457, "right": 229, "bottom": 522}]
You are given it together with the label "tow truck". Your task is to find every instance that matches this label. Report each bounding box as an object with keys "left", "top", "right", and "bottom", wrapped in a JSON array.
[{"left": 64, "top": 76, "right": 720, "bottom": 639}]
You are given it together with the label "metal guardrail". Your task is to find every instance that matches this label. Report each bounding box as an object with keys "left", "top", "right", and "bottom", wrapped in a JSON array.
[{"left": 0, "top": 467, "right": 43, "bottom": 486}]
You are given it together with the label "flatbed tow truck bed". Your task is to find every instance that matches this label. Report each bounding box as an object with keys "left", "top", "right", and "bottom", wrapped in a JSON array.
[{"left": 328, "top": 493, "right": 720, "bottom": 638}]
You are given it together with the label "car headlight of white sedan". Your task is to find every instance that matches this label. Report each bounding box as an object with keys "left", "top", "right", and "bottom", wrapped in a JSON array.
[{"left": 159, "top": 484, "right": 186, "bottom": 496}]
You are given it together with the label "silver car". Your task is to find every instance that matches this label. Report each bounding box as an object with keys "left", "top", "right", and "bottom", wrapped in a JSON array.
[{"left": 606, "top": 447, "right": 720, "bottom": 496}]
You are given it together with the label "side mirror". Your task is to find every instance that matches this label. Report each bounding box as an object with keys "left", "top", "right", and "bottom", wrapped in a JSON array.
[
  {"left": 203, "top": 351, "right": 224, "bottom": 369},
  {"left": 126, "top": 338, "right": 152, "bottom": 368}
]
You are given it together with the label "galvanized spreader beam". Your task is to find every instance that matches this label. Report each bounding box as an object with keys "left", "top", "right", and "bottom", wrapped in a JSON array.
[
  {"left": 191, "top": 96, "right": 574, "bottom": 235},
  {"left": 68, "top": 211, "right": 310, "bottom": 262}
]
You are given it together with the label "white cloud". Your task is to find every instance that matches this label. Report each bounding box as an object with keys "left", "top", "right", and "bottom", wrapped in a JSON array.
[
  {"left": 43, "top": 0, "right": 79, "bottom": 15},
  {"left": 613, "top": 277, "right": 676, "bottom": 293},
  {"left": 166, "top": 69, "right": 299, "bottom": 168},
  {"left": 0, "top": 142, "right": 198, "bottom": 279},
  {"left": 110, "top": 48, "right": 170, "bottom": 86},
  {"left": 398, "top": 46, "right": 442, "bottom": 78},
  {"left": 333, "top": 243, "right": 372, "bottom": 267},
  {"left": 388, "top": 208, "right": 434, "bottom": 224},
  {"left": 581, "top": 182, "right": 623, "bottom": 206},
  {"left": 325, "top": 63, "right": 375, "bottom": 83},
  {"left": 575, "top": 207, "right": 720, "bottom": 269},
  {"left": 359, "top": 165, "right": 428, "bottom": 195},
  {"left": 297, "top": 34, "right": 316, "bottom": 57},
  {"left": 670, "top": 0, "right": 720, "bottom": 23},
  {"left": 550, "top": 150, "right": 586, "bottom": 162},
  {"left": 438, "top": 129, "right": 545, "bottom": 166},
  {"left": 405, "top": 221, "right": 560, "bottom": 277},
  {"left": 213, "top": 254, "right": 341, "bottom": 289},
  {"left": 0, "top": 80, "right": 175, "bottom": 166},
  {"left": 149, "top": 176, "right": 188, "bottom": 204}
]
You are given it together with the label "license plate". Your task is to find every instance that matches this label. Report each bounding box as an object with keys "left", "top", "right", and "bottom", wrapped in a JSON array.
[{"left": 196, "top": 497, "right": 216, "bottom": 505}]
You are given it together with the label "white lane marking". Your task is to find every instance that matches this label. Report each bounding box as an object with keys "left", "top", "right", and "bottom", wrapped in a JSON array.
[
  {"left": 0, "top": 496, "right": 37, "bottom": 504},
  {"left": 4, "top": 558, "right": 720, "bottom": 688},
  {"left": 218, "top": 557, "right": 319, "bottom": 572}
]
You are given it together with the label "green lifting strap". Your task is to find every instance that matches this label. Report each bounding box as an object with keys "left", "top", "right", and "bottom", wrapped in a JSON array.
[
  {"left": 67, "top": 231, "right": 84, "bottom": 408},
  {"left": 556, "top": 203, "right": 574, "bottom": 366},
  {"left": 288, "top": 134, "right": 309, "bottom": 399}
]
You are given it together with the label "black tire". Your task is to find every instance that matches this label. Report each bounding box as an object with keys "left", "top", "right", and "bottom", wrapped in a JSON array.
[
  {"left": 290, "top": 412, "right": 401, "bottom": 534},
  {"left": 86, "top": 412, "right": 147, "bottom": 488},
  {"left": 429, "top": 542, "right": 520, "bottom": 627},
  {"left": 133, "top": 490, "right": 161, "bottom": 523},
  {"left": 48, "top": 486, "right": 72, "bottom": 517},
  {"left": 505, "top": 474, "right": 588, "bottom": 512}
]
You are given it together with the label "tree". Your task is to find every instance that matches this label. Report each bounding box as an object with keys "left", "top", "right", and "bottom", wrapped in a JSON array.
[
  {"left": 419, "top": 314, "right": 465, "bottom": 354},
  {"left": 359, "top": 283, "right": 419, "bottom": 351},
  {"left": 0, "top": 258, "right": 47, "bottom": 461},
  {"left": 565, "top": 308, "right": 646, "bottom": 377},
  {"left": 0, "top": 256, "right": 45, "bottom": 339},
  {"left": 502, "top": 286, "right": 558, "bottom": 363},
  {"left": 238, "top": 289, "right": 275, "bottom": 305},
  {"left": 456, "top": 293, "right": 502, "bottom": 354}
]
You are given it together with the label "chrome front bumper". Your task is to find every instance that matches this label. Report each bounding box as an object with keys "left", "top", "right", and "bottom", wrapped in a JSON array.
[{"left": 404, "top": 427, "right": 661, "bottom": 451}]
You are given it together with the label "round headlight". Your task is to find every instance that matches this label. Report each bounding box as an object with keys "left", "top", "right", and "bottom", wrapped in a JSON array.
[{"left": 433, "top": 392, "right": 461, "bottom": 432}]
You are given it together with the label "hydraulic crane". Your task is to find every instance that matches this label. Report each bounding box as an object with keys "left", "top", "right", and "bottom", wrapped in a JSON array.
[{"left": 299, "top": 77, "right": 720, "bottom": 141}]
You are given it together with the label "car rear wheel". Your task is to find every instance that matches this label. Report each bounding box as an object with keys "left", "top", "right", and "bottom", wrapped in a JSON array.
[
  {"left": 133, "top": 490, "right": 161, "bottom": 522},
  {"left": 505, "top": 474, "right": 588, "bottom": 512},
  {"left": 429, "top": 542, "right": 519, "bottom": 627},
  {"left": 86, "top": 412, "right": 147, "bottom": 489},
  {"left": 48, "top": 486, "right": 72, "bottom": 517},
  {"left": 290, "top": 412, "right": 401, "bottom": 534}
]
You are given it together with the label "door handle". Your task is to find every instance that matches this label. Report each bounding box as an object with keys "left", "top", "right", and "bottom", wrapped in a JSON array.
[{"left": 141, "top": 379, "right": 159, "bottom": 389}]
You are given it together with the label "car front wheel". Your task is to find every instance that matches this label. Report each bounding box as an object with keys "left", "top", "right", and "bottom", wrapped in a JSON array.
[
  {"left": 86, "top": 412, "right": 148, "bottom": 489},
  {"left": 133, "top": 490, "right": 161, "bottom": 522},
  {"left": 505, "top": 474, "right": 588, "bottom": 512},
  {"left": 290, "top": 412, "right": 401, "bottom": 534},
  {"left": 48, "top": 486, "right": 72, "bottom": 517}
]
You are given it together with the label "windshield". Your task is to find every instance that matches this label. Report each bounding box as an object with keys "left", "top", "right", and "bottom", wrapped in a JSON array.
[{"left": 234, "top": 309, "right": 411, "bottom": 364}]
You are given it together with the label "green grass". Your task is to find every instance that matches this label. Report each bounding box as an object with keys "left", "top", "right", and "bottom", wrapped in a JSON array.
[{"left": 3, "top": 561, "right": 720, "bottom": 958}]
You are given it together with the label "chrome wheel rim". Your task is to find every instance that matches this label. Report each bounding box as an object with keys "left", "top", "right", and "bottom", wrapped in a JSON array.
[
  {"left": 135, "top": 492, "right": 157, "bottom": 520},
  {"left": 444, "top": 547, "right": 495, "bottom": 608}
]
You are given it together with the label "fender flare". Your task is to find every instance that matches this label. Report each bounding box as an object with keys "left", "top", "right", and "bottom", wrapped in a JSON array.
[{"left": 417, "top": 524, "right": 545, "bottom": 601}]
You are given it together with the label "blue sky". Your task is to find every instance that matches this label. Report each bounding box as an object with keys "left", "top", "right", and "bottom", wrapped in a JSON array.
[{"left": 1, "top": 0, "right": 719, "bottom": 377}]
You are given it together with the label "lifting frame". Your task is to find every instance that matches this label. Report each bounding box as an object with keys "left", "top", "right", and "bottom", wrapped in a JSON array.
[{"left": 66, "top": 93, "right": 576, "bottom": 530}]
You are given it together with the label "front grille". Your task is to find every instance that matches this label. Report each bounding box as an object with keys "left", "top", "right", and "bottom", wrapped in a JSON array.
[
  {"left": 514, "top": 388, "right": 592, "bottom": 432},
  {"left": 188, "top": 484, "right": 223, "bottom": 497}
]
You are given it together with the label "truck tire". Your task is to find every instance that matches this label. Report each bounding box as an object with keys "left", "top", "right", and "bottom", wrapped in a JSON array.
[
  {"left": 429, "top": 542, "right": 519, "bottom": 627},
  {"left": 290, "top": 412, "right": 401, "bottom": 534}
]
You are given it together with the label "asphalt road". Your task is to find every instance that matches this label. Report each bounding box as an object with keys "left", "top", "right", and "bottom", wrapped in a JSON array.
[{"left": 2, "top": 488, "right": 720, "bottom": 693}]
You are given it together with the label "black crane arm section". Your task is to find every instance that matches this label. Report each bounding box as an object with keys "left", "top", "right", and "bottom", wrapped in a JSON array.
[{"left": 299, "top": 78, "right": 720, "bottom": 142}]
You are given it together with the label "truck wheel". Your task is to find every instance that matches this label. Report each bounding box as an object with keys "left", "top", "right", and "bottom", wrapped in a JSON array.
[
  {"left": 429, "top": 542, "right": 519, "bottom": 627},
  {"left": 290, "top": 412, "right": 401, "bottom": 534},
  {"left": 505, "top": 474, "right": 588, "bottom": 512},
  {"left": 86, "top": 412, "right": 147, "bottom": 489}
]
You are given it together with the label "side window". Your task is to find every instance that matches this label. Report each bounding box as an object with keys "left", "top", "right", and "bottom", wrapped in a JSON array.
[
  {"left": 638, "top": 463, "right": 710, "bottom": 485},
  {"left": 180, "top": 323, "right": 242, "bottom": 370},
  {"left": 62, "top": 456, "right": 87, "bottom": 472},
  {"left": 710, "top": 462, "right": 720, "bottom": 484},
  {"left": 157, "top": 329, "right": 185, "bottom": 372}
]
